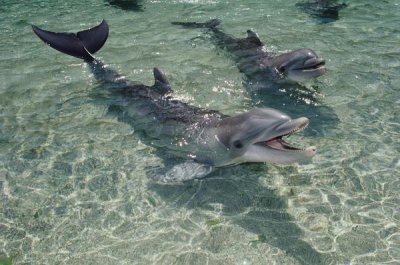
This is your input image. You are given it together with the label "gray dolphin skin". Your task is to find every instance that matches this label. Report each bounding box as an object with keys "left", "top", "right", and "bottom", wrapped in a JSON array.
[
  {"left": 31, "top": 20, "right": 316, "bottom": 182},
  {"left": 172, "top": 19, "right": 326, "bottom": 84}
]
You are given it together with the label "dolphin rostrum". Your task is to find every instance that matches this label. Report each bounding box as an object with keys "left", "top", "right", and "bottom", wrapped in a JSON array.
[
  {"left": 172, "top": 19, "right": 326, "bottom": 84},
  {"left": 32, "top": 20, "right": 317, "bottom": 182}
]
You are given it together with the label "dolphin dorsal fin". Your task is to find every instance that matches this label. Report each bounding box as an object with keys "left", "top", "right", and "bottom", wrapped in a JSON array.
[
  {"left": 153, "top": 68, "right": 171, "bottom": 95},
  {"left": 246, "top": 30, "right": 263, "bottom": 46}
]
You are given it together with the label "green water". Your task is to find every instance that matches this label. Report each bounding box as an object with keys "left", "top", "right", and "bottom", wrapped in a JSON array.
[{"left": 1, "top": 0, "right": 399, "bottom": 264}]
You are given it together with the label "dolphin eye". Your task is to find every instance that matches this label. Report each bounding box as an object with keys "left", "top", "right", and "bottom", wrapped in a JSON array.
[
  {"left": 279, "top": 66, "right": 286, "bottom": 73},
  {"left": 233, "top": 140, "right": 243, "bottom": 149}
]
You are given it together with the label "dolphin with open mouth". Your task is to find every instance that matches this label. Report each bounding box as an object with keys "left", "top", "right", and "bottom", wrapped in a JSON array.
[
  {"left": 172, "top": 19, "right": 326, "bottom": 84},
  {"left": 32, "top": 20, "right": 316, "bottom": 181}
]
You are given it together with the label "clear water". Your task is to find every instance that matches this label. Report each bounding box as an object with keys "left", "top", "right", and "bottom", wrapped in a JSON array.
[{"left": 1, "top": 0, "right": 399, "bottom": 264}]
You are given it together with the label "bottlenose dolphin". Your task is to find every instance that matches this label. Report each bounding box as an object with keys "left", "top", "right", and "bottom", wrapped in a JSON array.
[
  {"left": 172, "top": 19, "right": 326, "bottom": 84},
  {"left": 296, "top": 0, "right": 347, "bottom": 23},
  {"left": 172, "top": 19, "right": 339, "bottom": 136},
  {"left": 32, "top": 20, "right": 316, "bottom": 181}
]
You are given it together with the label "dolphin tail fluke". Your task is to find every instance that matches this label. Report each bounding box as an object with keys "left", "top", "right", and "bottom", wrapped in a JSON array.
[
  {"left": 32, "top": 20, "right": 109, "bottom": 62},
  {"left": 171, "top": 19, "right": 221, "bottom": 28}
]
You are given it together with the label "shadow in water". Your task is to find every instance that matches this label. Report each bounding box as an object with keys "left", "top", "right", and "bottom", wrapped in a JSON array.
[
  {"left": 148, "top": 165, "right": 330, "bottom": 265},
  {"left": 296, "top": 0, "right": 347, "bottom": 23},
  {"left": 105, "top": 0, "right": 144, "bottom": 11}
]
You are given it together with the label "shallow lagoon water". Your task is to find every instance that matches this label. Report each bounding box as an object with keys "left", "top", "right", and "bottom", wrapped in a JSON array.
[{"left": 1, "top": 0, "right": 400, "bottom": 264}]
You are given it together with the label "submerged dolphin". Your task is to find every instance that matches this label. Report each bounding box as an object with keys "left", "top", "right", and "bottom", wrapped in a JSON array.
[
  {"left": 172, "top": 19, "right": 339, "bottom": 136},
  {"left": 296, "top": 0, "right": 347, "bottom": 23},
  {"left": 172, "top": 19, "right": 326, "bottom": 84},
  {"left": 32, "top": 20, "right": 316, "bottom": 181},
  {"left": 105, "top": 0, "right": 144, "bottom": 11}
]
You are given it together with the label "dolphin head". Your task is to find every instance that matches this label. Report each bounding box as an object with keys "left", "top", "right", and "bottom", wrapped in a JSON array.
[
  {"left": 215, "top": 108, "right": 317, "bottom": 165},
  {"left": 271, "top": 48, "right": 326, "bottom": 82}
]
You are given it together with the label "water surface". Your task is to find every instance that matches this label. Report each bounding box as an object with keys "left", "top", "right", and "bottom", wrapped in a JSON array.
[{"left": 1, "top": 0, "right": 400, "bottom": 264}]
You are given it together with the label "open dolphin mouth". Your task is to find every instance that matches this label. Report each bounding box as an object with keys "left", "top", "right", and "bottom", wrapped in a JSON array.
[
  {"left": 256, "top": 118, "right": 316, "bottom": 153},
  {"left": 296, "top": 58, "right": 326, "bottom": 71}
]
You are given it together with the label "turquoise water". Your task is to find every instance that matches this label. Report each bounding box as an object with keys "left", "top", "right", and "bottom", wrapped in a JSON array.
[{"left": 1, "top": 0, "right": 399, "bottom": 264}]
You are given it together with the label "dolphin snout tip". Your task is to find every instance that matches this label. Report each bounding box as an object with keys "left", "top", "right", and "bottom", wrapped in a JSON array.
[{"left": 307, "top": 146, "right": 317, "bottom": 156}]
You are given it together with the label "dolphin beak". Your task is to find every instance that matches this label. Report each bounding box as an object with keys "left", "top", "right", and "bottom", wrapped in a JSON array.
[
  {"left": 302, "top": 57, "right": 326, "bottom": 70},
  {"left": 275, "top": 117, "right": 309, "bottom": 133},
  {"left": 242, "top": 116, "right": 317, "bottom": 163},
  {"left": 262, "top": 117, "right": 314, "bottom": 152}
]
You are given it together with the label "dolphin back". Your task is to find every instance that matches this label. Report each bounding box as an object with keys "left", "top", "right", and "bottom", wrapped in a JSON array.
[{"left": 32, "top": 20, "right": 109, "bottom": 61}]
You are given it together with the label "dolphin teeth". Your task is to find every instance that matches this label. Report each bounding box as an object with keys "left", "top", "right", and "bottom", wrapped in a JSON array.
[
  {"left": 303, "top": 60, "right": 325, "bottom": 70},
  {"left": 262, "top": 118, "right": 310, "bottom": 151},
  {"left": 287, "top": 119, "right": 309, "bottom": 135}
]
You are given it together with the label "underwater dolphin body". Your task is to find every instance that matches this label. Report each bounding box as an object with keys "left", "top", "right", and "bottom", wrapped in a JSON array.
[
  {"left": 296, "top": 0, "right": 347, "bottom": 23},
  {"left": 32, "top": 20, "right": 317, "bottom": 181},
  {"left": 172, "top": 19, "right": 340, "bottom": 137},
  {"left": 105, "top": 0, "right": 144, "bottom": 11},
  {"left": 172, "top": 19, "right": 326, "bottom": 84}
]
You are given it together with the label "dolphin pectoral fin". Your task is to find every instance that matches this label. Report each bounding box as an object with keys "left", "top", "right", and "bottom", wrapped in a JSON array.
[
  {"left": 32, "top": 20, "right": 109, "bottom": 61},
  {"left": 148, "top": 161, "right": 213, "bottom": 182}
]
